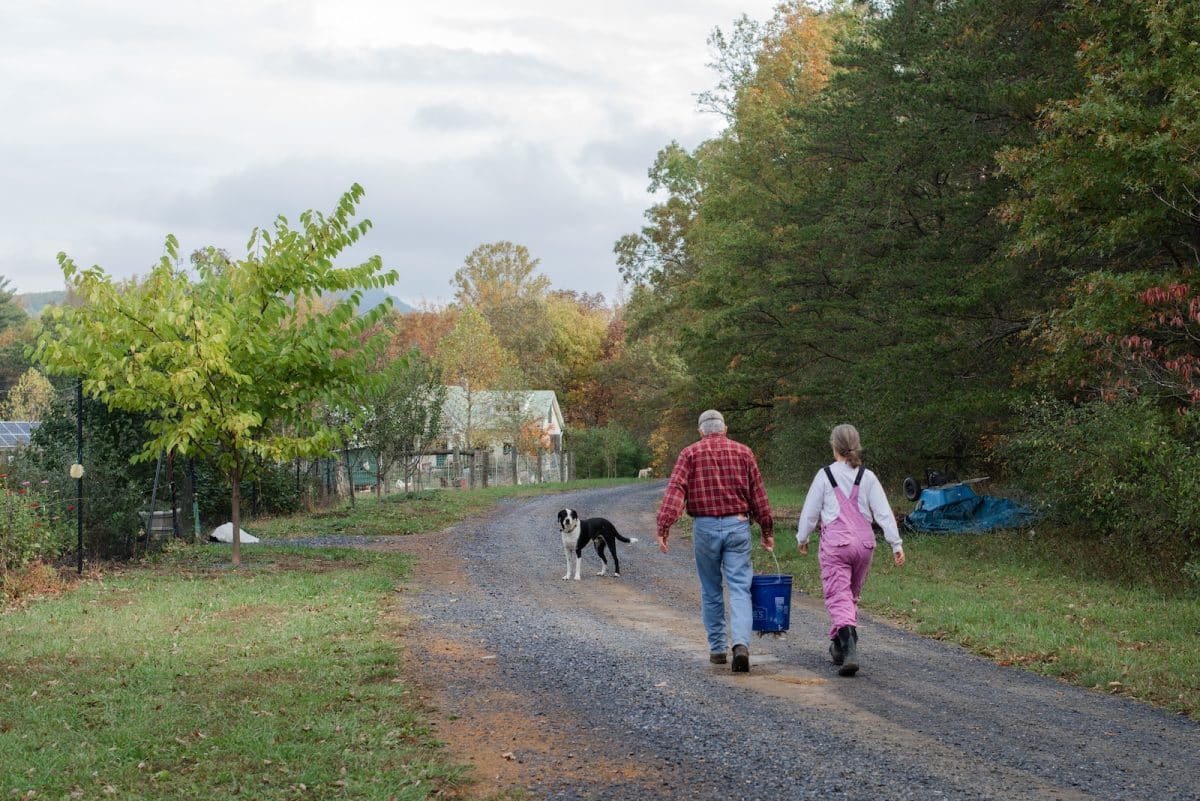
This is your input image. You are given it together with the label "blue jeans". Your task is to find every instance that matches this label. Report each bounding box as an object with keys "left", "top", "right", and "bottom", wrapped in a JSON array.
[{"left": 693, "top": 515, "right": 753, "bottom": 654}]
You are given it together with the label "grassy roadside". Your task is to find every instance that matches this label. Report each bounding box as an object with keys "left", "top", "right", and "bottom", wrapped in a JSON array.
[
  {"left": 1, "top": 480, "right": 630, "bottom": 800},
  {"left": 1, "top": 545, "right": 458, "bottom": 800},
  {"left": 766, "top": 484, "right": 1200, "bottom": 718}
]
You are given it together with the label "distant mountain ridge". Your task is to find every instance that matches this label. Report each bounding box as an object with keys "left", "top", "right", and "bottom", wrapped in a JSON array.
[
  {"left": 15, "top": 291, "right": 65, "bottom": 317},
  {"left": 355, "top": 289, "right": 414, "bottom": 314},
  {"left": 15, "top": 289, "right": 413, "bottom": 316}
]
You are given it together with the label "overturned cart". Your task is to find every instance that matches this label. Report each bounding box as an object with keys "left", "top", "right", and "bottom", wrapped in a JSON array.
[{"left": 899, "top": 473, "right": 1036, "bottom": 533}]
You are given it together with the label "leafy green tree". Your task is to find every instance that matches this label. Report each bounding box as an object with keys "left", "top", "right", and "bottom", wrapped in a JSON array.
[
  {"left": 0, "top": 281, "right": 35, "bottom": 397},
  {"left": 1000, "top": 0, "right": 1200, "bottom": 410},
  {"left": 0, "top": 277, "right": 27, "bottom": 334},
  {"left": 623, "top": 1, "right": 1082, "bottom": 475},
  {"left": 614, "top": 143, "right": 705, "bottom": 342},
  {"left": 1001, "top": 1, "right": 1199, "bottom": 275},
  {"left": 35, "top": 185, "right": 396, "bottom": 565},
  {"left": 571, "top": 424, "right": 651, "bottom": 479},
  {"left": 990, "top": 2, "right": 1200, "bottom": 575},
  {"left": 355, "top": 349, "right": 446, "bottom": 496}
]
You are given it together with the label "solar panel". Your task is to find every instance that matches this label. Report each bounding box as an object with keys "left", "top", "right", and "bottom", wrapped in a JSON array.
[{"left": 0, "top": 421, "right": 36, "bottom": 449}]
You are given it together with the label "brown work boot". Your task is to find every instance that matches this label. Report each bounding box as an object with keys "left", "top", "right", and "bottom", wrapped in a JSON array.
[
  {"left": 709, "top": 651, "right": 727, "bottom": 664},
  {"left": 731, "top": 644, "right": 750, "bottom": 673}
]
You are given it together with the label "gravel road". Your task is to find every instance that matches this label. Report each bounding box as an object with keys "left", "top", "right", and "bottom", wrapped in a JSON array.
[{"left": 373, "top": 482, "right": 1199, "bottom": 800}]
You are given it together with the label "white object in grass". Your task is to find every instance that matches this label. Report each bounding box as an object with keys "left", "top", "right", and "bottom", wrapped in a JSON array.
[{"left": 208, "top": 522, "right": 259, "bottom": 544}]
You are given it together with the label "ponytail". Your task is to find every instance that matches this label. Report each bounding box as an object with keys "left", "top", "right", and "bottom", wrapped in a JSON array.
[{"left": 830, "top": 424, "right": 863, "bottom": 468}]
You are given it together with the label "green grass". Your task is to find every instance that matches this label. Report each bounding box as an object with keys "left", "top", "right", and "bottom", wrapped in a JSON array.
[
  {"left": 767, "top": 484, "right": 1200, "bottom": 718},
  {"left": 0, "top": 478, "right": 634, "bottom": 799},
  {"left": 251, "top": 478, "right": 634, "bottom": 540},
  {"left": 0, "top": 546, "right": 462, "bottom": 800}
]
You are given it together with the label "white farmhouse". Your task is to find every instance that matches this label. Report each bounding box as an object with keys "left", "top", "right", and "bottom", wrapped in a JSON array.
[{"left": 423, "top": 387, "right": 567, "bottom": 485}]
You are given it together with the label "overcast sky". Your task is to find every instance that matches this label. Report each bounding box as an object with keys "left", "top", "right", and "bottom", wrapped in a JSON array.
[{"left": 0, "top": 1, "right": 778, "bottom": 307}]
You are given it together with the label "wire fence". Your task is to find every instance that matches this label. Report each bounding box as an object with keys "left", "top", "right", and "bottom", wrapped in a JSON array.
[
  {"left": 1, "top": 380, "right": 580, "bottom": 570},
  {"left": 394, "top": 450, "right": 574, "bottom": 491}
]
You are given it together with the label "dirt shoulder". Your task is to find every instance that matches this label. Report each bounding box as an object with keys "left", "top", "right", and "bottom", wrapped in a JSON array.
[{"left": 381, "top": 532, "right": 668, "bottom": 799}]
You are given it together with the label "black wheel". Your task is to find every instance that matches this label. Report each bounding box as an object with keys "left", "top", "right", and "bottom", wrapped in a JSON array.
[{"left": 903, "top": 476, "right": 921, "bottom": 501}]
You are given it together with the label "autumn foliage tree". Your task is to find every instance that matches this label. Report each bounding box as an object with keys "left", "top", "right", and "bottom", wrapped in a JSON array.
[
  {"left": 453, "top": 242, "right": 558, "bottom": 386},
  {"left": 433, "top": 306, "right": 516, "bottom": 450},
  {"left": 36, "top": 185, "right": 396, "bottom": 566},
  {"left": 2, "top": 368, "right": 55, "bottom": 420}
]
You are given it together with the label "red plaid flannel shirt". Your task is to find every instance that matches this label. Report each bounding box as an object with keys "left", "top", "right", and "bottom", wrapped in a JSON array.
[{"left": 656, "top": 433, "right": 774, "bottom": 540}]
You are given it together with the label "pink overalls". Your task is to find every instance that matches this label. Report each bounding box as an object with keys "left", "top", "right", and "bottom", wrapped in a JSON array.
[{"left": 818, "top": 465, "right": 876, "bottom": 638}]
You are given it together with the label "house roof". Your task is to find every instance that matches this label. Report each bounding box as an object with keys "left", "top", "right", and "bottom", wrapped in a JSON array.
[
  {"left": 442, "top": 388, "right": 565, "bottom": 435},
  {"left": 0, "top": 421, "right": 37, "bottom": 449}
]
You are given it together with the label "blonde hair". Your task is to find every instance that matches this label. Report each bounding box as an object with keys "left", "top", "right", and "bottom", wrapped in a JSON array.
[{"left": 830, "top": 424, "right": 863, "bottom": 468}]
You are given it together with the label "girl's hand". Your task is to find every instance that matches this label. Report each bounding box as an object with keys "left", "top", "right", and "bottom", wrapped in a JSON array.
[
  {"left": 798, "top": 542, "right": 809, "bottom": 556},
  {"left": 893, "top": 549, "right": 906, "bottom": 567}
]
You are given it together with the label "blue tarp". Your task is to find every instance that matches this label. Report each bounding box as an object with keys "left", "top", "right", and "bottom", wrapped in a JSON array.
[{"left": 902, "top": 484, "right": 1037, "bottom": 534}]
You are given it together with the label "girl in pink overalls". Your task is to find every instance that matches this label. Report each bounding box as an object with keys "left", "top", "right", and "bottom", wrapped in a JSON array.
[{"left": 796, "top": 424, "right": 906, "bottom": 676}]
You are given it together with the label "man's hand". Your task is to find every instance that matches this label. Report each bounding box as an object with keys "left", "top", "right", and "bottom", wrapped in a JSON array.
[
  {"left": 893, "top": 549, "right": 906, "bottom": 567},
  {"left": 657, "top": 532, "right": 670, "bottom": 554},
  {"left": 798, "top": 541, "right": 809, "bottom": 556},
  {"left": 762, "top": 532, "right": 774, "bottom": 552}
]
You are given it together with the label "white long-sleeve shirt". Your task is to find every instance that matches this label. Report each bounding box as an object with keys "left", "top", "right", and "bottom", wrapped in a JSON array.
[{"left": 795, "top": 461, "right": 903, "bottom": 553}]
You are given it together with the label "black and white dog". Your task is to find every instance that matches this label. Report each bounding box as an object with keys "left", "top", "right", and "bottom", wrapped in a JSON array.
[{"left": 557, "top": 508, "right": 638, "bottom": 580}]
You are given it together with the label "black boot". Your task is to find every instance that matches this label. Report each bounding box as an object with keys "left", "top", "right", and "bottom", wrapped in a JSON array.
[
  {"left": 829, "top": 636, "right": 844, "bottom": 666},
  {"left": 837, "top": 626, "right": 859, "bottom": 677},
  {"left": 731, "top": 643, "right": 750, "bottom": 673}
]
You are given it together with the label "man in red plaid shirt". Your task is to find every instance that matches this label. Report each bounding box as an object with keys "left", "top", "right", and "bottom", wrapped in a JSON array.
[{"left": 656, "top": 409, "right": 774, "bottom": 673}]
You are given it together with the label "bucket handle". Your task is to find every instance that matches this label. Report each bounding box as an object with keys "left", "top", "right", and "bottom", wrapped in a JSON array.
[{"left": 754, "top": 541, "right": 781, "bottom": 576}]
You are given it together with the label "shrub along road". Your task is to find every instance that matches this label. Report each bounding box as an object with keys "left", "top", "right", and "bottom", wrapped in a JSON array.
[{"left": 373, "top": 482, "right": 1200, "bottom": 800}]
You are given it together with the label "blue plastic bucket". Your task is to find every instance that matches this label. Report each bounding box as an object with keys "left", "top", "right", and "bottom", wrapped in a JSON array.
[{"left": 751, "top": 574, "right": 792, "bottom": 633}]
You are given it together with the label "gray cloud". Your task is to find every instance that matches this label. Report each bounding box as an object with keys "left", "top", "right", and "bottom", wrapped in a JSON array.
[
  {"left": 580, "top": 129, "right": 676, "bottom": 176},
  {"left": 0, "top": 1, "right": 780, "bottom": 298},
  {"left": 132, "top": 142, "right": 644, "bottom": 303},
  {"left": 412, "top": 103, "right": 504, "bottom": 132},
  {"left": 285, "top": 44, "right": 592, "bottom": 87}
]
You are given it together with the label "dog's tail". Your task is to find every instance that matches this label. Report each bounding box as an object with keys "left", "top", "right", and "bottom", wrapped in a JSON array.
[{"left": 616, "top": 534, "right": 638, "bottom": 544}]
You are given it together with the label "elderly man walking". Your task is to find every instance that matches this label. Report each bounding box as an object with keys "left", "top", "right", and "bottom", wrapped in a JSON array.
[{"left": 656, "top": 409, "right": 775, "bottom": 673}]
